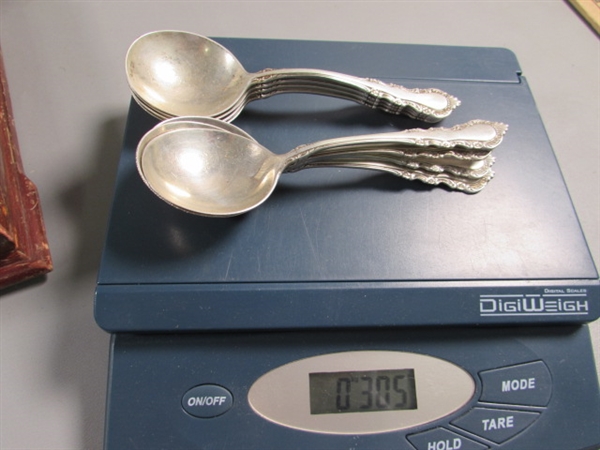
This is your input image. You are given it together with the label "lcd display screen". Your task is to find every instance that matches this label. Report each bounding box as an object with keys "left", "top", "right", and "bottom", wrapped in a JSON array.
[{"left": 309, "top": 369, "right": 417, "bottom": 415}]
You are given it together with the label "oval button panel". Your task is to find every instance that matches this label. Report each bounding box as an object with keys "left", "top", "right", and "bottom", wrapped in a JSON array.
[
  {"left": 248, "top": 351, "right": 475, "bottom": 435},
  {"left": 182, "top": 384, "right": 233, "bottom": 418}
]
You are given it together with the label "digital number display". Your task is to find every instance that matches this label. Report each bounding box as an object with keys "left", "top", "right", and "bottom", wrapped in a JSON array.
[{"left": 309, "top": 369, "right": 417, "bottom": 415}]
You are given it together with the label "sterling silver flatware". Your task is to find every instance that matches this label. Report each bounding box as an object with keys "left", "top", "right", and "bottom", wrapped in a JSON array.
[
  {"left": 136, "top": 119, "right": 507, "bottom": 217},
  {"left": 126, "top": 31, "right": 460, "bottom": 123}
]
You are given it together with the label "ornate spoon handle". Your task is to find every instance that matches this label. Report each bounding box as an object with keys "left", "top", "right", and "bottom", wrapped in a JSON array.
[
  {"left": 304, "top": 159, "right": 494, "bottom": 193},
  {"left": 304, "top": 152, "right": 495, "bottom": 180},
  {"left": 283, "top": 120, "right": 508, "bottom": 172},
  {"left": 250, "top": 68, "right": 460, "bottom": 123}
]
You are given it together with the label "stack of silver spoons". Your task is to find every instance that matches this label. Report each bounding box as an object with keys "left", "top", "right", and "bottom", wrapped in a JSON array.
[
  {"left": 125, "top": 31, "right": 461, "bottom": 123},
  {"left": 136, "top": 117, "right": 507, "bottom": 217},
  {"left": 126, "top": 31, "right": 508, "bottom": 217}
]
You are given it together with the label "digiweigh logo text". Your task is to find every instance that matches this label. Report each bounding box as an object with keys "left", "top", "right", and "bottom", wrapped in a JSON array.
[{"left": 479, "top": 289, "right": 589, "bottom": 317}]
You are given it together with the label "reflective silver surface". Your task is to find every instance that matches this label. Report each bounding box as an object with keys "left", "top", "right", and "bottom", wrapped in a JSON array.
[
  {"left": 136, "top": 119, "right": 507, "bottom": 217},
  {"left": 126, "top": 31, "right": 460, "bottom": 123}
]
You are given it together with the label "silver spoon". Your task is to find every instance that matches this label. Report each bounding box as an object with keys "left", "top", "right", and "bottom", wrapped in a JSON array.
[
  {"left": 126, "top": 30, "right": 460, "bottom": 123},
  {"left": 136, "top": 119, "right": 507, "bottom": 217},
  {"left": 143, "top": 116, "right": 495, "bottom": 180},
  {"left": 168, "top": 116, "right": 497, "bottom": 179}
]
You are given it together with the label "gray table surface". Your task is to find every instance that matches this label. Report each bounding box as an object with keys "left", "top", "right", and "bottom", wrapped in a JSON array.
[{"left": 1, "top": 2, "right": 598, "bottom": 449}]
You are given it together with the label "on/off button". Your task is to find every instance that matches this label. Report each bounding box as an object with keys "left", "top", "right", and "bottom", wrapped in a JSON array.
[{"left": 182, "top": 384, "right": 233, "bottom": 418}]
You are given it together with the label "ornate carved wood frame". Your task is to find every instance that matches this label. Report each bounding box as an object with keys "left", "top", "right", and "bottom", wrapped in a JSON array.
[{"left": 0, "top": 46, "right": 52, "bottom": 289}]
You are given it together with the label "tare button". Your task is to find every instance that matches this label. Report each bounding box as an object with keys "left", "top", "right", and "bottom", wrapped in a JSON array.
[
  {"left": 479, "top": 361, "right": 552, "bottom": 406},
  {"left": 452, "top": 407, "right": 539, "bottom": 444},
  {"left": 182, "top": 384, "right": 233, "bottom": 418}
]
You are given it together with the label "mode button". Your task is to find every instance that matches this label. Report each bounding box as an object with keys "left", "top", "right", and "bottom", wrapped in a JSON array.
[{"left": 479, "top": 361, "right": 551, "bottom": 407}]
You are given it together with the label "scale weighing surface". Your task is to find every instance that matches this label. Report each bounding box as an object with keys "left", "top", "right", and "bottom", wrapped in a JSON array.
[{"left": 94, "top": 38, "right": 600, "bottom": 449}]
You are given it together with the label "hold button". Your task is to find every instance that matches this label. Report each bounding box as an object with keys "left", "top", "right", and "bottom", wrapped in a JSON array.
[
  {"left": 479, "top": 361, "right": 551, "bottom": 407},
  {"left": 407, "top": 428, "right": 488, "bottom": 450},
  {"left": 182, "top": 384, "right": 233, "bottom": 418}
]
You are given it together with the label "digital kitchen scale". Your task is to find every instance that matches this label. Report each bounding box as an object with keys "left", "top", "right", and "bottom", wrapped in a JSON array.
[{"left": 94, "top": 38, "right": 600, "bottom": 449}]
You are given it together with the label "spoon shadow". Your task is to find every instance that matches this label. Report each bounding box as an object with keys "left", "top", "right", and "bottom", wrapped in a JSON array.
[
  {"left": 114, "top": 100, "right": 436, "bottom": 263},
  {"left": 238, "top": 103, "right": 432, "bottom": 134},
  {"left": 106, "top": 167, "right": 247, "bottom": 264},
  {"left": 110, "top": 160, "right": 438, "bottom": 265},
  {"left": 275, "top": 169, "right": 438, "bottom": 198}
]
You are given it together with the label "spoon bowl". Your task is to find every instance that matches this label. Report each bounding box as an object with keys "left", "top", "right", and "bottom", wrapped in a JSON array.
[
  {"left": 139, "top": 128, "right": 283, "bottom": 217},
  {"left": 127, "top": 31, "right": 249, "bottom": 118}
]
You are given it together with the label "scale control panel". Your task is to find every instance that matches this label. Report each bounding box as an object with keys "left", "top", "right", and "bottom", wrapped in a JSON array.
[
  {"left": 104, "top": 326, "right": 600, "bottom": 450},
  {"left": 183, "top": 355, "right": 552, "bottom": 450}
]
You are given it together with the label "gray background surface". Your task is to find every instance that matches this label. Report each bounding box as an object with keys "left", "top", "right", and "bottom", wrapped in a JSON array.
[{"left": 1, "top": 1, "right": 598, "bottom": 449}]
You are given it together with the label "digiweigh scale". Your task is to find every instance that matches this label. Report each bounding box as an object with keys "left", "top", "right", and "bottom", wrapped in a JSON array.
[{"left": 94, "top": 38, "right": 600, "bottom": 449}]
